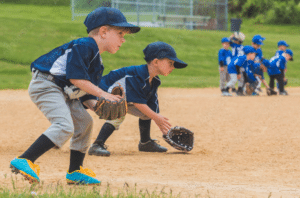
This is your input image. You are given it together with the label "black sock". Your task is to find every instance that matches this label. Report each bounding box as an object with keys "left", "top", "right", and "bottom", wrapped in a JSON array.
[
  {"left": 68, "top": 150, "right": 85, "bottom": 173},
  {"left": 94, "top": 123, "right": 115, "bottom": 144},
  {"left": 225, "top": 87, "right": 229, "bottom": 92},
  {"left": 139, "top": 119, "right": 151, "bottom": 143},
  {"left": 19, "top": 134, "right": 55, "bottom": 163}
]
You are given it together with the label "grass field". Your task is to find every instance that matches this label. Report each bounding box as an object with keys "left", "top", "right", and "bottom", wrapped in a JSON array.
[{"left": 0, "top": 3, "right": 299, "bottom": 89}]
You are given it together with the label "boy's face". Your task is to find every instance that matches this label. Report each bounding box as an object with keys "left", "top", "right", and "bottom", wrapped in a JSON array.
[
  {"left": 157, "top": 58, "right": 175, "bottom": 76},
  {"left": 104, "top": 28, "right": 127, "bottom": 54},
  {"left": 252, "top": 43, "right": 260, "bottom": 49},
  {"left": 247, "top": 52, "right": 256, "bottom": 60},
  {"left": 279, "top": 46, "right": 287, "bottom": 51},
  {"left": 286, "top": 54, "right": 292, "bottom": 61},
  {"left": 222, "top": 42, "right": 230, "bottom": 49}
]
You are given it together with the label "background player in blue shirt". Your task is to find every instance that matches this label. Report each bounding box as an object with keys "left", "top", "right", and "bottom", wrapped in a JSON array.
[
  {"left": 267, "top": 49, "right": 293, "bottom": 95},
  {"left": 218, "top": 37, "right": 232, "bottom": 95},
  {"left": 275, "top": 40, "right": 289, "bottom": 57},
  {"left": 223, "top": 46, "right": 257, "bottom": 96},
  {"left": 9, "top": 7, "right": 140, "bottom": 185},
  {"left": 251, "top": 34, "right": 266, "bottom": 94},
  {"left": 229, "top": 32, "right": 245, "bottom": 58},
  {"left": 83, "top": 42, "right": 188, "bottom": 156}
]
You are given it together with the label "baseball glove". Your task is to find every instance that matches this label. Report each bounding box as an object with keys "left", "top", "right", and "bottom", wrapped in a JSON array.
[
  {"left": 94, "top": 86, "right": 127, "bottom": 120},
  {"left": 163, "top": 126, "right": 194, "bottom": 152}
]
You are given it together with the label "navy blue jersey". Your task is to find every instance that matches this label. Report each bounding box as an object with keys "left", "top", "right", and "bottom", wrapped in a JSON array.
[
  {"left": 218, "top": 48, "right": 232, "bottom": 66},
  {"left": 31, "top": 37, "right": 104, "bottom": 89},
  {"left": 246, "top": 61, "right": 261, "bottom": 83},
  {"left": 230, "top": 42, "right": 244, "bottom": 57},
  {"left": 267, "top": 55, "right": 287, "bottom": 76},
  {"left": 100, "top": 64, "right": 161, "bottom": 113}
]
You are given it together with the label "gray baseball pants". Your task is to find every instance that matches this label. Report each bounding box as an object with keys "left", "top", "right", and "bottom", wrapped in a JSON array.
[
  {"left": 226, "top": 73, "right": 244, "bottom": 88},
  {"left": 28, "top": 71, "right": 93, "bottom": 153},
  {"left": 219, "top": 66, "right": 230, "bottom": 90}
]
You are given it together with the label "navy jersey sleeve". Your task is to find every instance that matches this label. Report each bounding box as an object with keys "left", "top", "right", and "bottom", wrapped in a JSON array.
[
  {"left": 66, "top": 44, "right": 95, "bottom": 81},
  {"left": 147, "top": 92, "right": 159, "bottom": 113},
  {"left": 126, "top": 76, "right": 147, "bottom": 104},
  {"left": 279, "top": 56, "right": 287, "bottom": 70},
  {"left": 235, "top": 56, "right": 246, "bottom": 67}
]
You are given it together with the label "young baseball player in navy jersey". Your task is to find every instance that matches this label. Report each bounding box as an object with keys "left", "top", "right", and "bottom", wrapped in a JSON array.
[
  {"left": 229, "top": 32, "right": 245, "bottom": 58},
  {"left": 223, "top": 46, "right": 257, "bottom": 96},
  {"left": 218, "top": 37, "right": 232, "bottom": 95},
  {"left": 267, "top": 49, "right": 293, "bottom": 95},
  {"left": 82, "top": 42, "right": 187, "bottom": 156},
  {"left": 9, "top": 7, "right": 140, "bottom": 185}
]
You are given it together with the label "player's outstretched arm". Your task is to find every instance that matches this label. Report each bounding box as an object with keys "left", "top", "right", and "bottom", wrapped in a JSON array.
[
  {"left": 133, "top": 103, "right": 171, "bottom": 135},
  {"left": 70, "top": 79, "right": 121, "bottom": 101}
]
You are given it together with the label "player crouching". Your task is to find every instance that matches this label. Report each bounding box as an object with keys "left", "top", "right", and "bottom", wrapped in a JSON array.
[{"left": 222, "top": 46, "right": 257, "bottom": 96}]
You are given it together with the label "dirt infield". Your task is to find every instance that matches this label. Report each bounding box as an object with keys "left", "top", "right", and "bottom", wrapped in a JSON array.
[{"left": 1, "top": 88, "right": 300, "bottom": 197}]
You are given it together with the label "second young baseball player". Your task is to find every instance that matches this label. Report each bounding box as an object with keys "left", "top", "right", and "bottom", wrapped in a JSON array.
[
  {"left": 9, "top": 7, "right": 140, "bottom": 185},
  {"left": 267, "top": 49, "right": 293, "bottom": 95},
  {"left": 83, "top": 42, "right": 188, "bottom": 156},
  {"left": 218, "top": 37, "right": 232, "bottom": 95}
]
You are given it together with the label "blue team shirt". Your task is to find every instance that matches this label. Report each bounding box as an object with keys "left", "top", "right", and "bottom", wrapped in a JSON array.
[
  {"left": 253, "top": 48, "right": 264, "bottom": 79},
  {"left": 31, "top": 37, "right": 104, "bottom": 89},
  {"left": 246, "top": 61, "right": 261, "bottom": 83},
  {"left": 275, "top": 50, "right": 284, "bottom": 57},
  {"left": 230, "top": 42, "right": 244, "bottom": 57},
  {"left": 100, "top": 64, "right": 161, "bottom": 113},
  {"left": 218, "top": 48, "right": 232, "bottom": 66},
  {"left": 267, "top": 55, "right": 287, "bottom": 76},
  {"left": 228, "top": 55, "right": 247, "bottom": 74}
]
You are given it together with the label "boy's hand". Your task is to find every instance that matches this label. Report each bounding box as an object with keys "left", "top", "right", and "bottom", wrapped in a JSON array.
[
  {"left": 153, "top": 114, "right": 172, "bottom": 135},
  {"left": 220, "top": 67, "right": 225, "bottom": 72},
  {"left": 101, "top": 92, "right": 122, "bottom": 102}
]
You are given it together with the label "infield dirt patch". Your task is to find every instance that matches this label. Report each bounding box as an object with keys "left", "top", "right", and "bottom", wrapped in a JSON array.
[{"left": 1, "top": 88, "right": 300, "bottom": 197}]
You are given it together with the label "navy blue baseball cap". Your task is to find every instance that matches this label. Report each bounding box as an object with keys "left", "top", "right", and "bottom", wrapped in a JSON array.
[
  {"left": 243, "top": 45, "right": 256, "bottom": 55},
  {"left": 143, "top": 42, "right": 188, "bottom": 69},
  {"left": 278, "top": 40, "right": 289, "bottom": 47},
  {"left": 84, "top": 7, "right": 140, "bottom": 34},
  {"left": 221, "top": 37, "right": 230, "bottom": 43},
  {"left": 285, "top": 49, "right": 293, "bottom": 61},
  {"left": 252, "top": 35, "right": 265, "bottom": 45}
]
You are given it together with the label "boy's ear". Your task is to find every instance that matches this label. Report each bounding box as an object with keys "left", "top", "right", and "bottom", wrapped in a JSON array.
[{"left": 99, "top": 26, "right": 109, "bottom": 38}]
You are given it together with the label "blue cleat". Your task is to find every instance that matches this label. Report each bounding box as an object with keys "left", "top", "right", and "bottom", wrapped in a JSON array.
[
  {"left": 66, "top": 166, "right": 101, "bottom": 185},
  {"left": 10, "top": 157, "right": 40, "bottom": 184}
]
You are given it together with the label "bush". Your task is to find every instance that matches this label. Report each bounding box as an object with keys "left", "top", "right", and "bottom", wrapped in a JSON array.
[
  {"left": 241, "top": 0, "right": 273, "bottom": 18},
  {"left": 265, "top": 0, "right": 300, "bottom": 24}
]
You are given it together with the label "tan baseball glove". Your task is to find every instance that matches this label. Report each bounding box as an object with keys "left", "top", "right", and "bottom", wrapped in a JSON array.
[{"left": 94, "top": 86, "right": 127, "bottom": 120}]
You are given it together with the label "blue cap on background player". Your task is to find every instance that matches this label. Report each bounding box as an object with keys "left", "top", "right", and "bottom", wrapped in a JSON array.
[
  {"left": 84, "top": 7, "right": 140, "bottom": 34},
  {"left": 285, "top": 49, "right": 294, "bottom": 61},
  {"left": 252, "top": 35, "right": 265, "bottom": 45},
  {"left": 278, "top": 40, "right": 289, "bottom": 47},
  {"left": 243, "top": 45, "right": 256, "bottom": 55},
  {"left": 221, "top": 37, "right": 230, "bottom": 43},
  {"left": 143, "top": 42, "right": 188, "bottom": 69}
]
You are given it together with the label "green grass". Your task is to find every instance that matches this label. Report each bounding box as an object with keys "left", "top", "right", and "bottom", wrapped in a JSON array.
[{"left": 0, "top": 3, "right": 300, "bottom": 89}]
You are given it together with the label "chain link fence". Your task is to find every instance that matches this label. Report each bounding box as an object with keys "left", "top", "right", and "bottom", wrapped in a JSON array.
[{"left": 71, "top": 0, "right": 228, "bottom": 31}]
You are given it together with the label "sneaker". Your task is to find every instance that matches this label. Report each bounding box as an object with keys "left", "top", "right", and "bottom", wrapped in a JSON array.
[
  {"left": 252, "top": 92, "right": 259, "bottom": 96},
  {"left": 267, "top": 88, "right": 277, "bottom": 96},
  {"left": 66, "top": 166, "right": 101, "bottom": 185},
  {"left": 236, "top": 90, "right": 245, "bottom": 96},
  {"left": 279, "top": 91, "right": 288, "bottom": 96},
  {"left": 222, "top": 91, "right": 232, "bottom": 96},
  {"left": 10, "top": 157, "right": 40, "bottom": 184},
  {"left": 88, "top": 142, "right": 110, "bottom": 156},
  {"left": 138, "top": 139, "right": 168, "bottom": 152}
]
